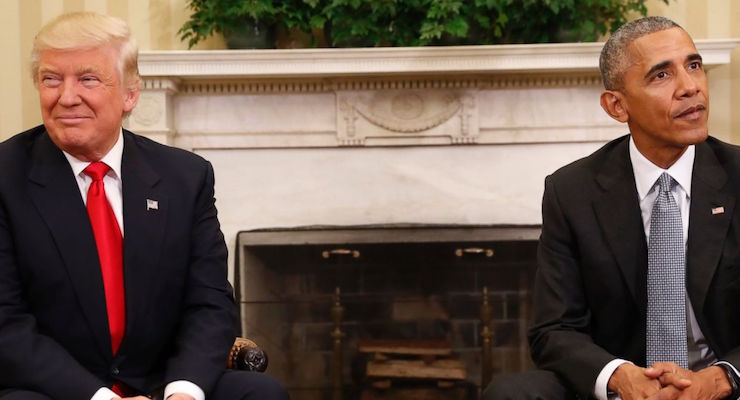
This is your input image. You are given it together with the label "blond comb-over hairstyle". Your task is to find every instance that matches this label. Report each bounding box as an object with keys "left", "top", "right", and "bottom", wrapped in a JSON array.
[{"left": 31, "top": 12, "right": 140, "bottom": 91}]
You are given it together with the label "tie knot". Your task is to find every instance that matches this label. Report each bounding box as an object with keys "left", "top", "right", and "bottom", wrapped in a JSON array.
[
  {"left": 84, "top": 161, "right": 111, "bottom": 181},
  {"left": 657, "top": 172, "right": 675, "bottom": 194}
]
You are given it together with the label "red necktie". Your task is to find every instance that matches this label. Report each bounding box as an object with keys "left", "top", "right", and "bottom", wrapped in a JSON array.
[{"left": 83, "top": 162, "right": 125, "bottom": 356}]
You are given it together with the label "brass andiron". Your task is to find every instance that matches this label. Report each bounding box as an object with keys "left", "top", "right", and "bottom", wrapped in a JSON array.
[
  {"left": 454, "top": 247, "right": 494, "bottom": 258},
  {"left": 331, "top": 287, "right": 344, "bottom": 400},
  {"left": 322, "top": 248, "right": 361, "bottom": 259},
  {"left": 480, "top": 286, "right": 493, "bottom": 389}
]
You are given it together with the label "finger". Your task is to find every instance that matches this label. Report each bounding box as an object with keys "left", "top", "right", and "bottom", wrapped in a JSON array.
[
  {"left": 658, "top": 372, "right": 692, "bottom": 389},
  {"left": 644, "top": 367, "right": 665, "bottom": 378},
  {"left": 647, "top": 385, "right": 682, "bottom": 400},
  {"left": 651, "top": 362, "right": 681, "bottom": 373}
]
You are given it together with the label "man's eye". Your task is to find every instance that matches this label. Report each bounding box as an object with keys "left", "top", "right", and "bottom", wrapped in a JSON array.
[
  {"left": 688, "top": 61, "right": 702, "bottom": 70},
  {"left": 41, "top": 76, "right": 61, "bottom": 87},
  {"left": 80, "top": 76, "right": 101, "bottom": 86},
  {"left": 655, "top": 71, "right": 668, "bottom": 80}
]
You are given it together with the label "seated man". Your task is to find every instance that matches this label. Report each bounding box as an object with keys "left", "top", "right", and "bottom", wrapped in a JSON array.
[
  {"left": 483, "top": 16, "right": 740, "bottom": 400},
  {"left": 0, "top": 11, "right": 288, "bottom": 400}
]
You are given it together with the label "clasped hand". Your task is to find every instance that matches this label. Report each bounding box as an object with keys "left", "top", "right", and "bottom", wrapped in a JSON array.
[
  {"left": 118, "top": 394, "right": 195, "bottom": 400},
  {"left": 608, "top": 362, "right": 731, "bottom": 400}
]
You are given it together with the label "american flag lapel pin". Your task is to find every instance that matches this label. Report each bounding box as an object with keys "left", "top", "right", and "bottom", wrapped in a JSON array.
[
  {"left": 711, "top": 206, "right": 724, "bottom": 215},
  {"left": 146, "top": 199, "right": 159, "bottom": 211}
]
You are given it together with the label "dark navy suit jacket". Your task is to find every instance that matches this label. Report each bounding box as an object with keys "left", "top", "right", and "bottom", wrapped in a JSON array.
[
  {"left": 529, "top": 135, "right": 740, "bottom": 398},
  {"left": 0, "top": 125, "right": 237, "bottom": 398}
]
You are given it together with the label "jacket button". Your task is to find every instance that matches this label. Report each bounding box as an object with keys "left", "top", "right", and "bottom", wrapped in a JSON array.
[{"left": 111, "top": 367, "right": 119, "bottom": 375}]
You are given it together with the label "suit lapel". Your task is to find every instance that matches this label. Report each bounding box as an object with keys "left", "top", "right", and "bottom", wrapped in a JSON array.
[
  {"left": 26, "top": 132, "right": 112, "bottom": 359},
  {"left": 686, "top": 142, "right": 734, "bottom": 318},
  {"left": 593, "top": 138, "right": 648, "bottom": 315},
  {"left": 118, "top": 131, "right": 167, "bottom": 353}
]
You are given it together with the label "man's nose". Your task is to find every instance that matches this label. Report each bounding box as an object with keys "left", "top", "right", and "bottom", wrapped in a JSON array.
[
  {"left": 58, "top": 80, "right": 81, "bottom": 105},
  {"left": 675, "top": 68, "right": 700, "bottom": 98}
]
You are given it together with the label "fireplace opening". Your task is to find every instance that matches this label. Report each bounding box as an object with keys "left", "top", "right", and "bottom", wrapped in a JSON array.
[{"left": 235, "top": 225, "right": 539, "bottom": 400}]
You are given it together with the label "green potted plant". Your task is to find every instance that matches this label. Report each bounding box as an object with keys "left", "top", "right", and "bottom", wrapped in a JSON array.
[
  {"left": 323, "top": 0, "right": 667, "bottom": 47},
  {"left": 179, "top": 0, "right": 326, "bottom": 49},
  {"left": 179, "top": 0, "right": 667, "bottom": 49}
]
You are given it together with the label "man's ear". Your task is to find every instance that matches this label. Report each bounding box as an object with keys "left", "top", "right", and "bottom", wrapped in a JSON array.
[
  {"left": 600, "top": 90, "right": 629, "bottom": 123},
  {"left": 122, "top": 86, "right": 140, "bottom": 113}
]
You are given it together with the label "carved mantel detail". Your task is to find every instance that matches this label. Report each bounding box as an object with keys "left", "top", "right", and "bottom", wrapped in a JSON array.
[
  {"left": 337, "top": 90, "right": 478, "bottom": 146},
  {"left": 127, "top": 77, "right": 180, "bottom": 144},
  {"left": 358, "top": 91, "right": 460, "bottom": 132}
]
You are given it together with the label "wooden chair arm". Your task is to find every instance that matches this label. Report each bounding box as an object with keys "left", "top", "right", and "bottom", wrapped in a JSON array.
[{"left": 228, "top": 337, "right": 269, "bottom": 372}]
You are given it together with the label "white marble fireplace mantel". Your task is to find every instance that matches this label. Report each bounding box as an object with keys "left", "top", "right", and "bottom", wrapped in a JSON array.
[
  {"left": 128, "top": 41, "right": 739, "bottom": 271},
  {"left": 137, "top": 40, "right": 738, "bottom": 78},
  {"left": 132, "top": 40, "right": 738, "bottom": 149}
]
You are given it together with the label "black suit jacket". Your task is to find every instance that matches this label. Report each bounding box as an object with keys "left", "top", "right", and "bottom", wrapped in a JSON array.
[
  {"left": 0, "top": 125, "right": 237, "bottom": 399},
  {"left": 528, "top": 135, "right": 740, "bottom": 398}
]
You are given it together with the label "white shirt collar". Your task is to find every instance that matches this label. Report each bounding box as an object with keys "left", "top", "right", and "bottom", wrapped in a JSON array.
[
  {"left": 629, "top": 135, "right": 694, "bottom": 201},
  {"left": 62, "top": 129, "right": 124, "bottom": 180}
]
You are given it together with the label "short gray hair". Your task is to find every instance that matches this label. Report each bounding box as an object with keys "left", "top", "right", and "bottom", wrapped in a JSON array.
[{"left": 599, "top": 16, "right": 682, "bottom": 90}]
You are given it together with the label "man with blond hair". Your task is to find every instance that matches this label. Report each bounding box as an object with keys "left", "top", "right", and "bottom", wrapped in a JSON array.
[
  {"left": 484, "top": 16, "right": 740, "bottom": 400},
  {"left": 0, "top": 12, "right": 288, "bottom": 400}
]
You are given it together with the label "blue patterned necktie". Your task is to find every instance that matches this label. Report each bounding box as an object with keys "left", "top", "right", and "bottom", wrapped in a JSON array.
[{"left": 646, "top": 172, "right": 688, "bottom": 368}]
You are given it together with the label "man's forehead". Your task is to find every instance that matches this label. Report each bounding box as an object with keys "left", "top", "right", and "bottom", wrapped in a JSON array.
[
  {"left": 39, "top": 45, "right": 118, "bottom": 59},
  {"left": 38, "top": 62, "right": 105, "bottom": 72},
  {"left": 627, "top": 28, "right": 697, "bottom": 66},
  {"left": 38, "top": 47, "right": 116, "bottom": 71}
]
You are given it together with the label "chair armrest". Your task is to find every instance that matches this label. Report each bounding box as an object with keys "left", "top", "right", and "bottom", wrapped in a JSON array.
[{"left": 228, "top": 337, "right": 269, "bottom": 372}]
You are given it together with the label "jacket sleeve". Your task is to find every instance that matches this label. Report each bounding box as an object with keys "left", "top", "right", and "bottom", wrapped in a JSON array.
[
  {"left": 162, "top": 161, "right": 237, "bottom": 394},
  {"left": 0, "top": 195, "right": 105, "bottom": 399},
  {"left": 527, "top": 175, "right": 617, "bottom": 398}
]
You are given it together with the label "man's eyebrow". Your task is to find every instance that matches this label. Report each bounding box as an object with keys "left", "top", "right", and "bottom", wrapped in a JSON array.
[
  {"left": 37, "top": 66, "right": 58, "bottom": 75},
  {"left": 37, "top": 66, "right": 103, "bottom": 76},
  {"left": 686, "top": 53, "right": 703, "bottom": 63},
  {"left": 75, "top": 66, "right": 102, "bottom": 75},
  {"left": 644, "top": 60, "right": 671, "bottom": 79},
  {"left": 643, "top": 53, "right": 703, "bottom": 79}
]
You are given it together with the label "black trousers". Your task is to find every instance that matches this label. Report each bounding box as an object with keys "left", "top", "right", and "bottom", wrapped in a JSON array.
[
  {"left": 0, "top": 370, "right": 289, "bottom": 400},
  {"left": 481, "top": 370, "right": 578, "bottom": 400}
]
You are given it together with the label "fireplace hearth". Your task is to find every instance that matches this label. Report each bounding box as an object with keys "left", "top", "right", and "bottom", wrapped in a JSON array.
[{"left": 235, "top": 225, "right": 538, "bottom": 400}]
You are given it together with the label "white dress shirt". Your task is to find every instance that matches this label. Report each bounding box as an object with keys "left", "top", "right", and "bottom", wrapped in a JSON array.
[
  {"left": 61, "top": 130, "right": 204, "bottom": 400},
  {"left": 593, "top": 137, "right": 715, "bottom": 399}
]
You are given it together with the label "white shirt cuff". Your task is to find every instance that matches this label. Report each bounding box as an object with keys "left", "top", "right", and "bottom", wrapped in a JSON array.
[
  {"left": 164, "top": 380, "right": 205, "bottom": 400},
  {"left": 714, "top": 361, "right": 740, "bottom": 400},
  {"left": 715, "top": 360, "right": 740, "bottom": 377},
  {"left": 594, "top": 359, "right": 631, "bottom": 400},
  {"left": 90, "top": 387, "right": 120, "bottom": 400}
]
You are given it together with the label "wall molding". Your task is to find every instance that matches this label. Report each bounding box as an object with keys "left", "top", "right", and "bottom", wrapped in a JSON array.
[{"left": 164, "top": 74, "right": 605, "bottom": 95}]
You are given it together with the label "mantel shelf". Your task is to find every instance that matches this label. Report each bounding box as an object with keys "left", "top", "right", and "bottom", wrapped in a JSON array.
[{"left": 138, "top": 39, "right": 740, "bottom": 79}]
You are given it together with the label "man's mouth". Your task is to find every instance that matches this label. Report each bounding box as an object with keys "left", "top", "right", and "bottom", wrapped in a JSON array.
[
  {"left": 56, "top": 114, "right": 91, "bottom": 123},
  {"left": 673, "top": 104, "right": 706, "bottom": 120}
]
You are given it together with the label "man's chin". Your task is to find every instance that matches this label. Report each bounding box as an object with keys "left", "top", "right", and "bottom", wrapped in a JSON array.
[
  {"left": 46, "top": 127, "right": 95, "bottom": 153},
  {"left": 673, "top": 126, "right": 709, "bottom": 146},
  {"left": 684, "top": 130, "right": 709, "bottom": 145}
]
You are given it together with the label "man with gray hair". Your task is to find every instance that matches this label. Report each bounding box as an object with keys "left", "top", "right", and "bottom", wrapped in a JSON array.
[
  {"left": 0, "top": 11, "right": 288, "bottom": 400},
  {"left": 483, "top": 16, "right": 740, "bottom": 400}
]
